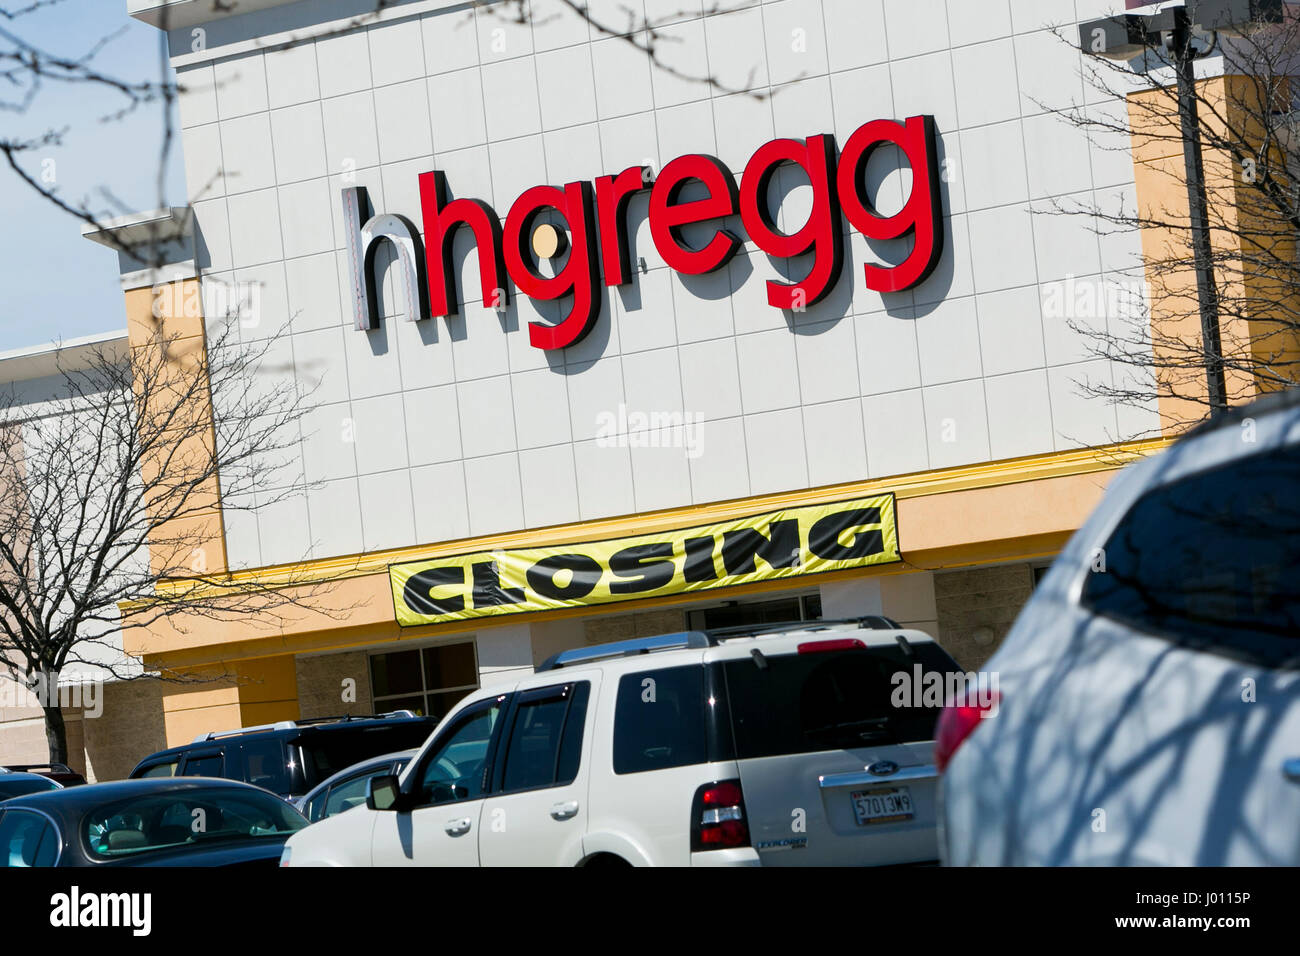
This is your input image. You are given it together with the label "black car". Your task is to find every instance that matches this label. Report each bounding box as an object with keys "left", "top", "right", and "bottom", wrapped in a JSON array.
[
  {"left": 0, "top": 770, "right": 62, "bottom": 801},
  {"left": 2, "top": 763, "right": 87, "bottom": 787},
  {"left": 0, "top": 777, "right": 307, "bottom": 867},
  {"left": 128, "top": 711, "right": 437, "bottom": 801}
]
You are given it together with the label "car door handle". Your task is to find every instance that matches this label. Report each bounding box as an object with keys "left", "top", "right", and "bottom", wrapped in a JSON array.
[
  {"left": 549, "top": 800, "right": 579, "bottom": 820},
  {"left": 1284, "top": 758, "right": 1300, "bottom": 783},
  {"left": 444, "top": 817, "right": 472, "bottom": 835}
]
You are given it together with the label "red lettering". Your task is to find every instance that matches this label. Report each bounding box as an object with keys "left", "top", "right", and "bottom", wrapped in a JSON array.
[
  {"left": 503, "top": 181, "right": 603, "bottom": 351},
  {"left": 594, "top": 166, "right": 652, "bottom": 287},
  {"left": 648, "top": 154, "right": 741, "bottom": 275},
  {"left": 376, "top": 118, "right": 944, "bottom": 352},
  {"left": 419, "top": 169, "right": 508, "bottom": 316},
  {"left": 739, "top": 134, "right": 844, "bottom": 309},
  {"left": 836, "top": 115, "right": 943, "bottom": 294}
]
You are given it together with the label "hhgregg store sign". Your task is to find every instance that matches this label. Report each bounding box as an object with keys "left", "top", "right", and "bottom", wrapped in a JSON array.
[{"left": 344, "top": 116, "right": 944, "bottom": 350}]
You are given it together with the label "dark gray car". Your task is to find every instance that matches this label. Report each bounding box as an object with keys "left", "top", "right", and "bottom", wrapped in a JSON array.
[
  {"left": 0, "top": 777, "right": 306, "bottom": 867},
  {"left": 0, "top": 770, "right": 62, "bottom": 802}
]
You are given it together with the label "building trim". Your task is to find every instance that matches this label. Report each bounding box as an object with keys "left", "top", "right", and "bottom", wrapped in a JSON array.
[
  {"left": 157, "top": 0, "right": 468, "bottom": 67},
  {"left": 0, "top": 330, "right": 129, "bottom": 385},
  {"left": 143, "top": 435, "right": 1169, "bottom": 601}
]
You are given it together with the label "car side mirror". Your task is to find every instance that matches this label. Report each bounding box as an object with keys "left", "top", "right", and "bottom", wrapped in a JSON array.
[{"left": 366, "top": 774, "right": 403, "bottom": 812}]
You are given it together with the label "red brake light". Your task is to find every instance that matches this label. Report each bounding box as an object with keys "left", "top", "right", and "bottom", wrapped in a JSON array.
[
  {"left": 691, "top": 780, "right": 749, "bottom": 852},
  {"left": 796, "top": 638, "right": 866, "bottom": 654},
  {"left": 934, "top": 692, "right": 1000, "bottom": 773},
  {"left": 701, "top": 781, "right": 743, "bottom": 808}
]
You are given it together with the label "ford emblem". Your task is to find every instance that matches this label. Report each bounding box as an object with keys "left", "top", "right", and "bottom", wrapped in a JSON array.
[{"left": 867, "top": 760, "right": 899, "bottom": 777}]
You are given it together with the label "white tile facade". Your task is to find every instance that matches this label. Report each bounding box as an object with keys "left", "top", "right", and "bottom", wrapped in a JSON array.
[{"left": 177, "top": 0, "right": 1157, "bottom": 566}]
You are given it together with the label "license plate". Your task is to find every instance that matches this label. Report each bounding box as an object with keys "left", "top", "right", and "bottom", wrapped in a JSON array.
[{"left": 850, "top": 786, "right": 913, "bottom": 826}]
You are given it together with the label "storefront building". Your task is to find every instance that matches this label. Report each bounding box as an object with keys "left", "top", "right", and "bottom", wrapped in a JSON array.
[{"left": 54, "top": 0, "right": 1266, "bottom": 758}]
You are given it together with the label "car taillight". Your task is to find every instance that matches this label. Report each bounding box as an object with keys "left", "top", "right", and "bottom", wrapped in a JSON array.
[
  {"left": 691, "top": 780, "right": 749, "bottom": 852},
  {"left": 796, "top": 638, "right": 865, "bottom": 654},
  {"left": 934, "top": 692, "right": 1000, "bottom": 773}
]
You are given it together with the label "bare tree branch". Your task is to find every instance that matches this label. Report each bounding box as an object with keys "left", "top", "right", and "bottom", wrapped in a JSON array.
[{"left": 1044, "top": 12, "right": 1300, "bottom": 433}]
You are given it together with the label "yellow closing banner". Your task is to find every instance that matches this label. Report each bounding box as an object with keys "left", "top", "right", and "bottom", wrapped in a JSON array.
[{"left": 389, "top": 494, "right": 900, "bottom": 627}]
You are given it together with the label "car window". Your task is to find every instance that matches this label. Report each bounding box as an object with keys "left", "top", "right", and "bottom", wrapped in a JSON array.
[
  {"left": 181, "top": 752, "right": 224, "bottom": 778},
  {"left": 613, "top": 666, "right": 709, "bottom": 775},
  {"left": 555, "top": 684, "right": 588, "bottom": 785},
  {"left": 83, "top": 786, "right": 305, "bottom": 860},
  {"left": 0, "top": 776, "right": 60, "bottom": 800},
  {"left": 1082, "top": 441, "right": 1300, "bottom": 668},
  {"left": 303, "top": 790, "right": 327, "bottom": 824},
  {"left": 723, "top": 643, "right": 959, "bottom": 758},
  {"left": 159, "top": 802, "right": 192, "bottom": 829},
  {"left": 138, "top": 760, "right": 179, "bottom": 779},
  {"left": 499, "top": 683, "right": 589, "bottom": 794},
  {"left": 240, "top": 738, "right": 290, "bottom": 794},
  {"left": 416, "top": 701, "right": 503, "bottom": 807},
  {"left": 0, "top": 810, "right": 58, "bottom": 867},
  {"left": 322, "top": 771, "right": 381, "bottom": 819}
]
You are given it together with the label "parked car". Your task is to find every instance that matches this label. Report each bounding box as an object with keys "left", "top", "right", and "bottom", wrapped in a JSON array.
[
  {"left": 939, "top": 389, "right": 1300, "bottom": 866},
  {"left": 296, "top": 750, "right": 415, "bottom": 823},
  {"left": 1, "top": 763, "right": 86, "bottom": 787},
  {"left": 283, "top": 618, "right": 962, "bottom": 867},
  {"left": 0, "top": 770, "right": 62, "bottom": 801},
  {"left": 128, "top": 711, "right": 436, "bottom": 801},
  {"left": 0, "top": 777, "right": 307, "bottom": 867}
]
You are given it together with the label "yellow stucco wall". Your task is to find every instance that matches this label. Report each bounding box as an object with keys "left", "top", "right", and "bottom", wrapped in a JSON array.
[{"left": 1129, "top": 75, "right": 1300, "bottom": 430}]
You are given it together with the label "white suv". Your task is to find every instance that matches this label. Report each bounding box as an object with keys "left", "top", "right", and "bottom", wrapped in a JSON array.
[
  {"left": 282, "top": 619, "right": 962, "bottom": 867},
  {"left": 939, "top": 391, "right": 1300, "bottom": 866}
]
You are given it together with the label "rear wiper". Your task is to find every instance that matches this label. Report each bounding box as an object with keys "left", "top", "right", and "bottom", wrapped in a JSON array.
[{"left": 804, "top": 716, "right": 892, "bottom": 735}]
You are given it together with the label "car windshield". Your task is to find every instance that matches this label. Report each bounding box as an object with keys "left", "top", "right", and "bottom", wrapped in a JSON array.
[
  {"left": 0, "top": 777, "right": 59, "bottom": 800},
  {"left": 82, "top": 787, "right": 306, "bottom": 860},
  {"left": 298, "top": 724, "right": 433, "bottom": 788}
]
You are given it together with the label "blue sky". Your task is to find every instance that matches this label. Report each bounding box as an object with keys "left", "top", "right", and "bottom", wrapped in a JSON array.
[{"left": 0, "top": 2, "right": 186, "bottom": 353}]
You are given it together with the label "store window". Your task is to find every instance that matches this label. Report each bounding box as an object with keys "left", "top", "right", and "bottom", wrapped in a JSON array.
[
  {"left": 687, "top": 593, "right": 822, "bottom": 631},
  {"left": 370, "top": 641, "right": 479, "bottom": 722}
]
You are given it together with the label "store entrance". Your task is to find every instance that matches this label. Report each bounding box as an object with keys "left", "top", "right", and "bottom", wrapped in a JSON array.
[{"left": 686, "top": 592, "right": 822, "bottom": 631}]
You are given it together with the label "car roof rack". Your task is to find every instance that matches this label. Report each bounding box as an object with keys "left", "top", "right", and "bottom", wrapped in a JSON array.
[
  {"left": 291, "top": 710, "right": 420, "bottom": 727},
  {"left": 704, "top": 616, "right": 902, "bottom": 639},
  {"left": 192, "top": 720, "right": 298, "bottom": 743},
  {"left": 191, "top": 710, "right": 419, "bottom": 743},
  {"left": 535, "top": 618, "right": 906, "bottom": 672},
  {"left": 537, "top": 631, "right": 713, "bottom": 672}
]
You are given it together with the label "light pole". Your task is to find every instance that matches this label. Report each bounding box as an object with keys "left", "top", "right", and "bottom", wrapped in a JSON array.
[
  {"left": 1079, "top": 0, "right": 1283, "bottom": 415},
  {"left": 1170, "top": 3, "right": 1228, "bottom": 413}
]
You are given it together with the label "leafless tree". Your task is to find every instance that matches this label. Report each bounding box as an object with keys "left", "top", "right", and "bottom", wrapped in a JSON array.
[
  {"left": 0, "top": 0, "right": 760, "bottom": 763},
  {"left": 1059, "top": 8, "right": 1300, "bottom": 432},
  {"left": 0, "top": 313, "right": 356, "bottom": 764}
]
